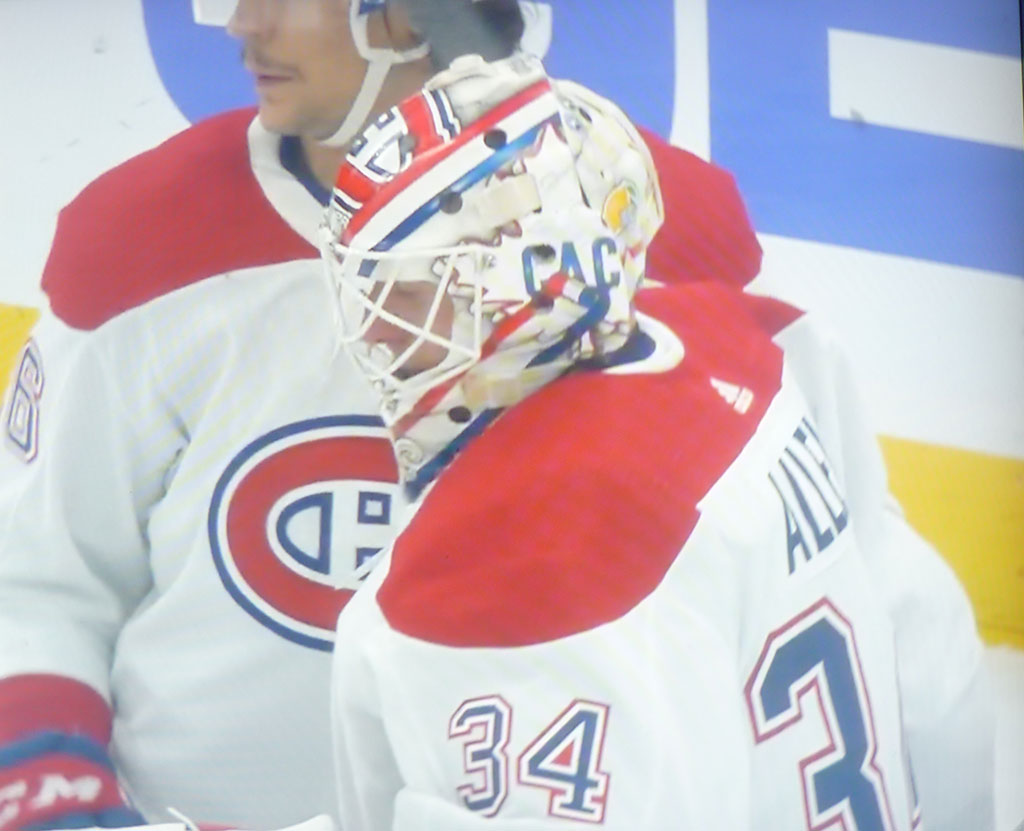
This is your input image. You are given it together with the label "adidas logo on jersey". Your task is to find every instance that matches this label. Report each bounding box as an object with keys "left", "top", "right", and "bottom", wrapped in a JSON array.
[{"left": 710, "top": 377, "right": 754, "bottom": 414}]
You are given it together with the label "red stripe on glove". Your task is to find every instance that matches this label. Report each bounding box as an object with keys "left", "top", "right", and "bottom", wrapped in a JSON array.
[{"left": 0, "top": 676, "right": 111, "bottom": 746}]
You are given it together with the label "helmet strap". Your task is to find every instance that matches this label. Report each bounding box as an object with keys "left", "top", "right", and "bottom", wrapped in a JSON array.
[
  {"left": 319, "top": 59, "right": 392, "bottom": 148},
  {"left": 319, "top": 1, "right": 429, "bottom": 148}
]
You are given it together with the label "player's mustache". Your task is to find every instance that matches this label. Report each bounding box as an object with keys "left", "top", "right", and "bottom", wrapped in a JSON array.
[{"left": 240, "top": 46, "right": 294, "bottom": 76}]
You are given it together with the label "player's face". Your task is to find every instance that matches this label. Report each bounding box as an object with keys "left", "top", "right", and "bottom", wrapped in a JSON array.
[
  {"left": 228, "top": 0, "right": 368, "bottom": 139},
  {"left": 363, "top": 280, "right": 455, "bottom": 377}
]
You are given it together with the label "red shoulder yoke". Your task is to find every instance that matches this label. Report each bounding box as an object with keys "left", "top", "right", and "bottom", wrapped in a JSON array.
[
  {"left": 42, "top": 108, "right": 316, "bottom": 330},
  {"left": 377, "top": 283, "right": 786, "bottom": 648},
  {"left": 638, "top": 127, "right": 763, "bottom": 289}
]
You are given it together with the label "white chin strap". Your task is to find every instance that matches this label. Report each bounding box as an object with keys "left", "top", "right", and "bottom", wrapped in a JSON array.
[{"left": 319, "top": 1, "right": 430, "bottom": 148}]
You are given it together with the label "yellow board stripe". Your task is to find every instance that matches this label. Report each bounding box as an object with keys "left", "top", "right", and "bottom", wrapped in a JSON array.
[
  {"left": 0, "top": 303, "right": 1020, "bottom": 647},
  {"left": 880, "top": 436, "right": 1024, "bottom": 649},
  {"left": 0, "top": 304, "right": 40, "bottom": 393}
]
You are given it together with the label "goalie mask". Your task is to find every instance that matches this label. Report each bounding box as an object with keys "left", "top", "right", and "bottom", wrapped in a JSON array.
[{"left": 320, "top": 53, "right": 663, "bottom": 484}]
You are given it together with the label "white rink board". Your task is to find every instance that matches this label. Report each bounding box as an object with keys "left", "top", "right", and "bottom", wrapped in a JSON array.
[
  {"left": 751, "top": 234, "right": 1024, "bottom": 459},
  {"left": 0, "top": 0, "right": 188, "bottom": 308}
]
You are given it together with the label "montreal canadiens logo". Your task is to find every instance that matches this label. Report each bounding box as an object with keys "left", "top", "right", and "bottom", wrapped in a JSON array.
[{"left": 208, "top": 415, "right": 401, "bottom": 651}]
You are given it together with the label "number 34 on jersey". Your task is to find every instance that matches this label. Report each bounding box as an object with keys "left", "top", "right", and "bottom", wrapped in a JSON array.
[
  {"left": 449, "top": 697, "right": 611, "bottom": 823},
  {"left": 445, "top": 598, "right": 916, "bottom": 829}
]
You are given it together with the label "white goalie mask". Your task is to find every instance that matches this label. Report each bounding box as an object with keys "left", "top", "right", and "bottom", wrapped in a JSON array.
[{"left": 319, "top": 53, "right": 663, "bottom": 477}]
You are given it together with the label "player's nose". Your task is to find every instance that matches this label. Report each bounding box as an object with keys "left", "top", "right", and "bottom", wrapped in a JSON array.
[{"left": 227, "top": 0, "right": 273, "bottom": 39}]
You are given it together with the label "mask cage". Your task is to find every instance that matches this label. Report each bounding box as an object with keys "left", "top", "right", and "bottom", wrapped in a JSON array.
[{"left": 320, "top": 229, "right": 495, "bottom": 403}]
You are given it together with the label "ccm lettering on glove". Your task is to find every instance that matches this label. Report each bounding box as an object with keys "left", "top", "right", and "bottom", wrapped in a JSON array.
[{"left": 0, "top": 732, "right": 143, "bottom": 831}]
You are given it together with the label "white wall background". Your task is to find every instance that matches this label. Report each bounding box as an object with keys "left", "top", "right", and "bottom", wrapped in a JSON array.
[{"left": 0, "top": 0, "right": 187, "bottom": 308}]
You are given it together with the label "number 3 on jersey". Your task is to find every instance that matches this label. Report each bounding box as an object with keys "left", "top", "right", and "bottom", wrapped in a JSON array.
[
  {"left": 746, "top": 598, "right": 901, "bottom": 831},
  {"left": 449, "top": 696, "right": 512, "bottom": 816}
]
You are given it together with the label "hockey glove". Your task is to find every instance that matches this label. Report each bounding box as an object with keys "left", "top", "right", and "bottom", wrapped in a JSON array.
[{"left": 0, "top": 675, "right": 144, "bottom": 831}]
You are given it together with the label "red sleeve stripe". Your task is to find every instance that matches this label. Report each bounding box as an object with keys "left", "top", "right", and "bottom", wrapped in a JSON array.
[{"left": 0, "top": 676, "right": 111, "bottom": 746}]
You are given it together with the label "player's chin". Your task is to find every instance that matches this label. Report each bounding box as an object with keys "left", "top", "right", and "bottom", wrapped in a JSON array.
[
  {"left": 255, "top": 101, "right": 306, "bottom": 137},
  {"left": 255, "top": 109, "right": 291, "bottom": 136}
]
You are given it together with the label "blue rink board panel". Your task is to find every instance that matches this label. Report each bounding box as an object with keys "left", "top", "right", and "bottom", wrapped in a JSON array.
[{"left": 144, "top": 0, "right": 1024, "bottom": 278}]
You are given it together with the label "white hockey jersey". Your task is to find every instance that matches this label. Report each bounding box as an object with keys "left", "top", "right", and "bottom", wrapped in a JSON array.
[
  {"left": 0, "top": 109, "right": 407, "bottom": 828},
  {"left": 0, "top": 108, "right": 767, "bottom": 829},
  {"left": 330, "top": 283, "right": 993, "bottom": 830}
]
